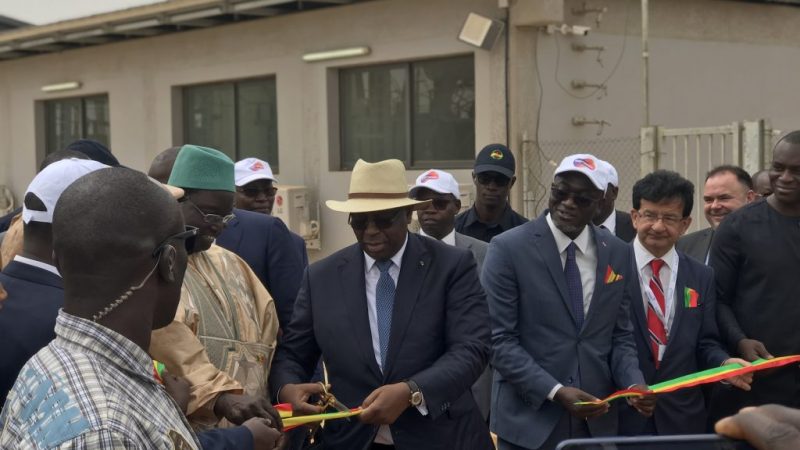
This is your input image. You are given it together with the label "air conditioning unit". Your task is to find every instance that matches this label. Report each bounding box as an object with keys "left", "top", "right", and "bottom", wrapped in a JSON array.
[{"left": 273, "top": 185, "right": 320, "bottom": 250}]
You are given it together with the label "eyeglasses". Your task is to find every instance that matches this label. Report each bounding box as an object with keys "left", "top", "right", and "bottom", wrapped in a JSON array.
[
  {"left": 348, "top": 209, "right": 405, "bottom": 231},
  {"left": 637, "top": 211, "right": 684, "bottom": 227},
  {"left": 550, "top": 186, "right": 599, "bottom": 208},
  {"left": 237, "top": 186, "right": 278, "bottom": 198},
  {"left": 184, "top": 199, "right": 235, "bottom": 226},
  {"left": 476, "top": 173, "right": 511, "bottom": 187},
  {"left": 152, "top": 226, "right": 199, "bottom": 257}
]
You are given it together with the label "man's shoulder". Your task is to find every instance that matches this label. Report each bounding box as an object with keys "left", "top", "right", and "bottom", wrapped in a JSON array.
[
  {"left": 506, "top": 207, "right": 529, "bottom": 225},
  {"left": 233, "top": 207, "right": 276, "bottom": 224},
  {"left": 454, "top": 232, "right": 488, "bottom": 251}
]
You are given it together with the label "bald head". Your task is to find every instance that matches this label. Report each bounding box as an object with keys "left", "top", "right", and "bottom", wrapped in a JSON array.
[{"left": 148, "top": 147, "right": 182, "bottom": 184}]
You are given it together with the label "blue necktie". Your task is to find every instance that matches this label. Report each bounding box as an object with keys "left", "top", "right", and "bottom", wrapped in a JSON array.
[
  {"left": 375, "top": 260, "right": 395, "bottom": 370},
  {"left": 565, "top": 242, "right": 585, "bottom": 330}
]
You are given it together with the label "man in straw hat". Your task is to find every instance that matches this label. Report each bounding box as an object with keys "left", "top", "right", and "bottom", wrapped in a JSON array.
[{"left": 271, "top": 159, "right": 493, "bottom": 450}]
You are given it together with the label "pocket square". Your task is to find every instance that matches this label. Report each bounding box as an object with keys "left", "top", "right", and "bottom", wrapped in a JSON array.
[
  {"left": 684, "top": 287, "right": 700, "bottom": 308},
  {"left": 604, "top": 265, "right": 623, "bottom": 284}
]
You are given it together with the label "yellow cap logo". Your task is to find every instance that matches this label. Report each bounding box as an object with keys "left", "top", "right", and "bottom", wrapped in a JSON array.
[{"left": 490, "top": 150, "right": 504, "bottom": 160}]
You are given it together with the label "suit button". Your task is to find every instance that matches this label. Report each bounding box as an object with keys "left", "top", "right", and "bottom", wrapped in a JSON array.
[{"left": 567, "top": 377, "right": 574, "bottom": 384}]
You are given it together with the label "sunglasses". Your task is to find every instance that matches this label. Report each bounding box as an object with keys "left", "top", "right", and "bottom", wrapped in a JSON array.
[
  {"left": 550, "top": 186, "right": 599, "bottom": 208},
  {"left": 476, "top": 173, "right": 511, "bottom": 187},
  {"left": 184, "top": 198, "right": 235, "bottom": 226},
  {"left": 152, "top": 226, "right": 199, "bottom": 257},
  {"left": 237, "top": 186, "right": 278, "bottom": 198},
  {"left": 348, "top": 209, "right": 405, "bottom": 231},
  {"left": 418, "top": 198, "right": 454, "bottom": 211}
]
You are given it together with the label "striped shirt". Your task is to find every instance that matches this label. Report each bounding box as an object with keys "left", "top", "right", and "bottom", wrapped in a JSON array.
[{"left": 0, "top": 311, "right": 200, "bottom": 449}]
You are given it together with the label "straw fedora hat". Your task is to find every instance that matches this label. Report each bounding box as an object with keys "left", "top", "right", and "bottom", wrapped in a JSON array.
[{"left": 326, "top": 159, "right": 430, "bottom": 213}]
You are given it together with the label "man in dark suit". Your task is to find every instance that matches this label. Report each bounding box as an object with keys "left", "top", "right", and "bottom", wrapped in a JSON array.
[
  {"left": 677, "top": 165, "right": 755, "bottom": 264},
  {"left": 484, "top": 154, "right": 655, "bottom": 450},
  {"left": 0, "top": 158, "right": 108, "bottom": 405},
  {"left": 271, "top": 159, "right": 492, "bottom": 450},
  {"left": 148, "top": 148, "right": 306, "bottom": 330},
  {"left": 618, "top": 170, "right": 751, "bottom": 436},
  {"left": 408, "top": 168, "right": 491, "bottom": 422},
  {"left": 593, "top": 159, "right": 635, "bottom": 242}
]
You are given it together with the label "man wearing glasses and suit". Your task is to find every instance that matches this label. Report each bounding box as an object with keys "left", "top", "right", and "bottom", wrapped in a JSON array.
[
  {"left": 455, "top": 144, "right": 528, "bottom": 243},
  {"left": 271, "top": 159, "right": 493, "bottom": 450}
]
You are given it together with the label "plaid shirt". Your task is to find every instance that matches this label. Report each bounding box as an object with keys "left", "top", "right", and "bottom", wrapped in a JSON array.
[{"left": 0, "top": 311, "right": 200, "bottom": 449}]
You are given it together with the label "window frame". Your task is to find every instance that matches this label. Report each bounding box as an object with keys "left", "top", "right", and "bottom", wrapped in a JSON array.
[{"left": 42, "top": 93, "right": 110, "bottom": 156}]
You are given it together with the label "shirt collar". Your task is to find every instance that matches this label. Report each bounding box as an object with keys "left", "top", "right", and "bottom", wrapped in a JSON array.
[
  {"left": 54, "top": 310, "right": 155, "bottom": 384},
  {"left": 599, "top": 209, "right": 617, "bottom": 233},
  {"left": 633, "top": 235, "right": 677, "bottom": 272},
  {"left": 13, "top": 255, "right": 61, "bottom": 277},
  {"left": 419, "top": 228, "right": 456, "bottom": 246},
  {"left": 546, "top": 212, "right": 592, "bottom": 255},
  {"left": 364, "top": 233, "right": 409, "bottom": 273},
  {"left": 464, "top": 204, "right": 515, "bottom": 229}
]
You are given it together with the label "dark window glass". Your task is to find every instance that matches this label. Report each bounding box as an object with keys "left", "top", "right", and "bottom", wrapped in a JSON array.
[
  {"left": 183, "top": 77, "right": 279, "bottom": 171},
  {"left": 339, "top": 54, "right": 474, "bottom": 170},
  {"left": 44, "top": 95, "right": 109, "bottom": 154}
]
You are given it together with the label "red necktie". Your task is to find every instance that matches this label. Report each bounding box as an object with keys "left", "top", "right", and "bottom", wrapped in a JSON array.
[{"left": 647, "top": 259, "right": 668, "bottom": 368}]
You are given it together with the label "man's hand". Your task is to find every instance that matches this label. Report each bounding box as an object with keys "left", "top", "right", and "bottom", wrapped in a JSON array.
[
  {"left": 553, "top": 387, "right": 609, "bottom": 419},
  {"left": 278, "top": 383, "right": 326, "bottom": 416},
  {"left": 162, "top": 372, "right": 191, "bottom": 414},
  {"left": 359, "top": 383, "right": 411, "bottom": 425},
  {"left": 722, "top": 358, "right": 754, "bottom": 391},
  {"left": 715, "top": 404, "right": 800, "bottom": 450},
  {"left": 626, "top": 384, "right": 657, "bottom": 417},
  {"left": 738, "top": 339, "right": 774, "bottom": 362},
  {"left": 242, "top": 417, "right": 283, "bottom": 450},
  {"left": 0, "top": 282, "right": 7, "bottom": 310},
  {"left": 215, "top": 393, "right": 283, "bottom": 429}
]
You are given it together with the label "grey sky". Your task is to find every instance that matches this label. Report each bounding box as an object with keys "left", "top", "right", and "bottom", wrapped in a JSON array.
[{"left": 1, "top": 0, "right": 163, "bottom": 25}]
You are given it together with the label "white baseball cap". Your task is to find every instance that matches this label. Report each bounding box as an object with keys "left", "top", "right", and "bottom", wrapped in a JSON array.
[
  {"left": 597, "top": 159, "right": 619, "bottom": 187},
  {"left": 23, "top": 158, "right": 109, "bottom": 224},
  {"left": 553, "top": 154, "right": 606, "bottom": 192},
  {"left": 409, "top": 169, "right": 461, "bottom": 199},
  {"left": 234, "top": 157, "right": 277, "bottom": 187}
]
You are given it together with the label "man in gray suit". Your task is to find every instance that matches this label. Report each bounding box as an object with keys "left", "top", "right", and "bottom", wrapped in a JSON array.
[
  {"left": 483, "top": 154, "right": 656, "bottom": 450},
  {"left": 409, "top": 169, "right": 491, "bottom": 421},
  {"left": 677, "top": 165, "right": 755, "bottom": 263}
]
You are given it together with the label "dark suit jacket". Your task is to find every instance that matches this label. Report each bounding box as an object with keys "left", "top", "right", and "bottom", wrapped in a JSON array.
[
  {"left": 270, "top": 233, "right": 492, "bottom": 450},
  {"left": 615, "top": 210, "right": 636, "bottom": 242},
  {"left": 483, "top": 217, "right": 644, "bottom": 449},
  {"left": 0, "top": 260, "right": 64, "bottom": 405},
  {"left": 216, "top": 208, "right": 306, "bottom": 329},
  {"left": 677, "top": 227, "right": 714, "bottom": 264},
  {"left": 619, "top": 248, "right": 728, "bottom": 435}
]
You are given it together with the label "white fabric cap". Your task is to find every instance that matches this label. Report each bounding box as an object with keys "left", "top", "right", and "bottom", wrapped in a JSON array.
[
  {"left": 598, "top": 159, "right": 619, "bottom": 187},
  {"left": 409, "top": 169, "right": 460, "bottom": 198},
  {"left": 553, "top": 154, "right": 606, "bottom": 192},
  {"left": 23, "top": 158, "right": 109, "bottom": 224},
  {"left": 234, "top": 157, "right": 277, "bottom": 186}
]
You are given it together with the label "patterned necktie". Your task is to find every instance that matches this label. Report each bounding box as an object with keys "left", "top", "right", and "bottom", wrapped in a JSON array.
[
  {"left": 647, "top": 258, "right": 668, "bottom": 368},
  {"left": 375, "top": 260, "right": 395, "bottom": 370},
  {"left": 564, "top": 242, "right": 585, "bottom": 331}
]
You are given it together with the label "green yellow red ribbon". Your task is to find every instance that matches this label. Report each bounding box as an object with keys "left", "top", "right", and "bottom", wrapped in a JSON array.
[
  {"left": 576, "top": 355, "right": 800, "bottom": 405},
  {"left": 273, "top": 402, "right": 363, "bottom": 431}
]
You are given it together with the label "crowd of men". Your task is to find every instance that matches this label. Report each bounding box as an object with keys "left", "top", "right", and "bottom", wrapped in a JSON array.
[{"left": 0, "top": 133, "right": 797, "bottom": 450}]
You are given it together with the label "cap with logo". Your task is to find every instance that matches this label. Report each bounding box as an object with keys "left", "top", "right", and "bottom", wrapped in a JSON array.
[
  {"left": 553, "top": 154, "right": 607, "bottom": 192},
  {"left": 409, "top": 169, "right": 460, "bottom": 198},
  {"left": 597, "top": 159, "right": 619, "bottom": 187},
  {"left": 235, "top": 157, "right": 278, "bottom": 187},
  {"left": 474, "top": 143, "right": 515, "bottom": 179},
  {"left": 23, "top": 158, "right": 109, "bottom": 224}
]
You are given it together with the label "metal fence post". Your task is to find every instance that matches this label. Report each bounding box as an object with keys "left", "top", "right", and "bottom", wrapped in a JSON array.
[
  {"left": 640, "top": 126, "right": 659, "bottom": 176},
  {"left": 742, "top": 120, "right": 765, "bottom": 173}
]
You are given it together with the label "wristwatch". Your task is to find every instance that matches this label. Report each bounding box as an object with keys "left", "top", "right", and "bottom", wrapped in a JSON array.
[{"left": 405, "top": 380, "right": 423, "bottom": 407}]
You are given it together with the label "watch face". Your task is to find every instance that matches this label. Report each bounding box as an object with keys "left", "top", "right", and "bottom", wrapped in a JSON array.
[{"left": 411, "top": 392, "right": 422, "bottom": 406}]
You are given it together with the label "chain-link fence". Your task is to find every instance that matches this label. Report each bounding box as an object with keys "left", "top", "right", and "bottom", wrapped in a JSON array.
[{"left": 522, "top": 136, "right": 641, "bottom": 218}]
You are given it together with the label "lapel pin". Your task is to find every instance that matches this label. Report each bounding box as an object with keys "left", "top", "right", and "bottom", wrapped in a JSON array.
[{"left": 419, "top": 261, "right": 425, "bottom": 267}]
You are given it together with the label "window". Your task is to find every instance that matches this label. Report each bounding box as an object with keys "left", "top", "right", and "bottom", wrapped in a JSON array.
[
  {"left": 339, "top": 54, "right": 475, "bottom": 169},
  {"left": 44, "top": 95, "right": 109, "bottom": 154},
  {"left": 183, "top": 77, "right": 279, "bottom": 171}
]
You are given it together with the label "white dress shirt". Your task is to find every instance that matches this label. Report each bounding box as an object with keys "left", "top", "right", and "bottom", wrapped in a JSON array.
[
  {"left": 13, "top": 255, "right": 61, "bottom": 277},
  {"left": 545, "top": 214, "right": 597, "bottom": 400},
  {"left": 599, "top": 209, "right": 617, "bottom": 234},
  {"left": 363, "top": 233, "right": 427, "bottom": 444},
  {"left": 418, "top": 228, "right": 456, "bottom": 246},
  {"left": 633, "top": 237, "right": 679, "bottom": 335}
]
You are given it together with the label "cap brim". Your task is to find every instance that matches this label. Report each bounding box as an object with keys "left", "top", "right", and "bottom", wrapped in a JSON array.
[
  {"left": 409, "top": 185, "right": 454, "bottom": 198},
  {"left": 554, "top": 168, "right": 606, "bottom": 191},
  {"left": 326, "top": 197, "right": 430, "bottom": 214},
  {"left": 474, "top": 165, "right": 514, "bottom": 179},
  {"left": 236, "top": 173, "right": 277, "bottom": 186}
]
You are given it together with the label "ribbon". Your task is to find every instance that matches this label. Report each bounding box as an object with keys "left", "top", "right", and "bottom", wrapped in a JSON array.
[
  {"left": 152, "top": 360, "right": 166, "bottom": 384},
  {"left": 273, "top": 402, "right": 363, "bottom": 431},
  {"left": 575, "top": 355, "right": 800, "bottom": 405}
]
